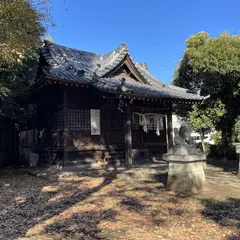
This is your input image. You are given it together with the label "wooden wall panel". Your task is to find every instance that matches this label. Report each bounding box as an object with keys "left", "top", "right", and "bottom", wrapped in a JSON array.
[{"left": 0, "top": 119, "right": 18, "bottom": 167}]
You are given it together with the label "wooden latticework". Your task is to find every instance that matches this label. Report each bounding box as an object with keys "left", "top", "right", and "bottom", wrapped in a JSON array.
[
  {"left": 132, "top": 113, "right": 140, "bottom": 130},
  {"left": 52, "top": 109, "right": 64, "bottom": 131},
  {"left": 106, "top": 110, "right": 123, "bottom": 130},
  {"left": 68, "top": 109, "right": 90, "bottom": 131}
]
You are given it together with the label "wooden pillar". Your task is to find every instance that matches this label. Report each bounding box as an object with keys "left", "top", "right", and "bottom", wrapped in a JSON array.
[
  {"left": 165, "top": 114, "right": 169, "bottom": 149},
  {"left": 238, "top": 153, "right": 240, "bottom": 179},
  {"left": 125, "top": 106, "right": 132, "bottom": 166},
  {"left": 63, "top": 87, "right": 68, "bottom": 165},
  {"left": 167, "top": 110, "right": 173, "bottom": 148}
]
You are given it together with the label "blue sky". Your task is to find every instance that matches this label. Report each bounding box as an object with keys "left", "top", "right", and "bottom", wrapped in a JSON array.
[{"left": 49, "top": 0, "right": 240, "bottom": 83}]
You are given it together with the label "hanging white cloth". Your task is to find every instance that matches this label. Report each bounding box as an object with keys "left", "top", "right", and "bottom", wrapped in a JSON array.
[
  {"left": 156, "top": 115, "right": 160, "bottom": 136},
  {"left": 133, "top": 112, "right": 164, "bottom": 135},
  {"left": 142, "top": 115, "right": 148, "bottom": 133}
]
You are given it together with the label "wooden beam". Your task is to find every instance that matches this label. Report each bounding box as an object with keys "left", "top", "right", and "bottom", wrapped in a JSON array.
[
  {"left": 125, "top": 106, "right": 132, "bottom": 166},
  {"left": 165, "top": 114, "right": 169, "bottom": 151},
  {"left": 63, "top": 87, "right": 68, "bottom": 165},
  {"left": 167, "top": 110, "right": 173, "bottom": 148}
]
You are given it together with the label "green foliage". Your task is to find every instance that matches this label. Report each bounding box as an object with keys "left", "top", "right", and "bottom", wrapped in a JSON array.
[
  {"left": 0, "top": 0, "right": 47, "bottom": 69},
  {"left": 185, "top": 32, "right": 240, "bottom": 78},
  {"left": 172, "top": 55, "right": 204, "bottom": 94},
  {"left": 233, "top": 120, "right": 240, "bottom": 142},
  {"left": 0, "top": 0, "right": 46, "bottom": 116},
  {"left": 189, "top": 101, "right": 225, "bottom": 137},
  {"left": 188, "top": 100, "right": 225, "bottom": 153},
  {"left": 0, "top": 0, "right": 66, "bottom": 116},
  {"left": 0, "top": 48, "right": 39, "bottom": 116},
  {"left": 207, "top": 144, "right": 237, "bottom": 160},
  {"left": 189, "top": 103, "right": 223, "bottom": 135},
  {"left": 212, "top": 131, "right": 222, "bottom": 145},
  {"left": 173, "top": 31, "right": 240, "bottom": 145},
  {"left": 195, "top": 142, "right": 209, "bottom": 153}
]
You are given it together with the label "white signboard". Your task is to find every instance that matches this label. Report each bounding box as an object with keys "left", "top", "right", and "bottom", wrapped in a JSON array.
[{"left": 91, "top": 109, "right": 100, "bottom": 135}]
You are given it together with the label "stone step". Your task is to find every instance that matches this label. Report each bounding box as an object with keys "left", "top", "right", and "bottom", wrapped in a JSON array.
[
  {"left": 117, "top": 163, "right": 169, "bottom": 181},
  {"left": 67, "top": 158, "right": 97, "bottom": 165}
]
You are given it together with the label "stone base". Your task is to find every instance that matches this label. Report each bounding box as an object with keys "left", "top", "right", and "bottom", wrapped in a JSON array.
[
  {"left": 132, "top": 149, "right": 149, "bottom": 159},
  {"left": 167, "top": 161, "right": 206, "bottom": 194}
]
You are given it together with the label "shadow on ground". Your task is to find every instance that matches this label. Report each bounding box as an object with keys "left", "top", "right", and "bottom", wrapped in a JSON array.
[
  {"left": 207, "top": 159, "right": 239, "bottom": 175},
  {"left": 1, "top": 164, "right": 239, "bottom": 240},
  {"left": 0, "top": 169, "right": 118, "bottom": 240},
  {"left": 201, "top": 198, "right": 240, "bottom": 240}
]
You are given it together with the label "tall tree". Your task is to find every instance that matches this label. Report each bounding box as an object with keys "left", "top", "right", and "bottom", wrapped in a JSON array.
[
  {"left": 0, "top": 0, "right": 48, "bottom": 69},
  {"left": 173, "top": 32, "right": 240, "bottom": 145},
  {"left": 0, "top": 0, "right": 64, "bottom": 117}
]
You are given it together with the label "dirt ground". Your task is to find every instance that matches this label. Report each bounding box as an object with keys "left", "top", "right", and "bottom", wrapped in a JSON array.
[{"left": 0, "top": 165, "right": 239, "bottom": 240}]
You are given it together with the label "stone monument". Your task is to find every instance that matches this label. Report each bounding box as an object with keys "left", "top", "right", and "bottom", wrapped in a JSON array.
[{"left": 163, "top": 125, "right": 207, "bottom": 194}]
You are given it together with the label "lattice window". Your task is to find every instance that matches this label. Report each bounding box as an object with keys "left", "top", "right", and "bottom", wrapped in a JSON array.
[
  {"left": 52, "top": 109, "right": 64, "bottom": 131},
  {"left": 68, "top": 109, "right": 90, "bottom": 131},
  {"left": 20, "top": 129, "right": 38, "bottom": 147},
  {"left": 132, "top": 113, "right": 140, "bottom": 130},
  {"left": 147, "top": 115, "right": 155, "bottom": 130},
  {"left": 160, "top": 116, "right": 164, "bottom": 130},
  {"left": 20, "top": 130, "right": 27, "bottom": 146},
  {"left": 146, "top": 115, "right": 164, "bottom": 130},
  {"left": 132, "top": 113, "right": 164, "bottom": 131},
  {"left": 106, "top": 110, "right": 123, "bottom": 130},
  {"left": 27, "top": 130, "right": 34, "bottom": 146},
  {"left": 52, "top": 131, "right": 63, "bottom": 147}
]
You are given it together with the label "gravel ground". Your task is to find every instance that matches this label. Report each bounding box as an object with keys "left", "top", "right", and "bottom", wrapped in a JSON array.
[{"left": 0, "top": 167, "right": 239, "bottom": 240}]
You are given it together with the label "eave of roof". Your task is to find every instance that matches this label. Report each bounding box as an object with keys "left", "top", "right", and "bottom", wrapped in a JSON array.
[
  {"left": 38, "top": 41, "right": 207, "bottom": 102},
  {"left": 91, "top": 76, "right": 207, "bottom": 101}
]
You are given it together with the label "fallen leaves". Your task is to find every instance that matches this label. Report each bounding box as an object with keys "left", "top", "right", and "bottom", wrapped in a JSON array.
[{"left": 0, "top": 168, "right": 239, "bottom": 240}]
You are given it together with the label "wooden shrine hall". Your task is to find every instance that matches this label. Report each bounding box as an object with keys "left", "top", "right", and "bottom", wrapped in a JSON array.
[{"left": 26, "top": 41, "right": 206, "bottom": 166}]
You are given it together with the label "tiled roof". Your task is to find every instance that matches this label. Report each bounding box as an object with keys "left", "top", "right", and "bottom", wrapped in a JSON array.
[
  {"left": 92, "top": 77, "right": 206, "bottom": 100},
  {"left": 40, "top": 41, "right": 206, "bottom": 101}
]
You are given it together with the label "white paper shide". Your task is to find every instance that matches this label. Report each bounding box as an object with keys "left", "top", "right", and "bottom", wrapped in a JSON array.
[{"left": 91, "top": 109, "right": 100, "bottom": 135}]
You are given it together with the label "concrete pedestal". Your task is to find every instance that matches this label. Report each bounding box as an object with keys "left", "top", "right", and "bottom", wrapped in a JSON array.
[
  {"left": 164, "top": 145, "right": 207, "bottom": 194},
  {"left": 167, "top": 161, "right": 206, "bottom": 194}
]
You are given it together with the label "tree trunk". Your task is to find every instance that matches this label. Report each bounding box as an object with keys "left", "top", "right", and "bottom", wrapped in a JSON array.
[
  {"left": 221, "top": 122, "right": 234, "bottom": 145},
  {"left": 221, "top": 123, "right": 234, "bottom": 161},
  {"left": 201, "top": 140, "right": 206, "bottom": 153},
  {"left": 221, "top": 127, "right": 228, "bottom": 146}
]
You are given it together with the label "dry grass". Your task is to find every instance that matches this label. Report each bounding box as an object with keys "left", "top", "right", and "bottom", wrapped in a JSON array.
[{"left": 0, "top": 168, "right": 239, "bottom": 240}]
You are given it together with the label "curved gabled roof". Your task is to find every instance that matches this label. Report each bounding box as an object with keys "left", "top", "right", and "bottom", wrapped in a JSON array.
[
  {"left": 42, "top": 41, "right": 101, "bottom": 73},
  {"left": 135, "top": 62, "right": 166, "bottom": 87},
  {"left": 97, "top": 43, "right": 129, "bottom": 76},
  {"left": 40, "top": 41, "right": 206, "bottom": 101}
]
